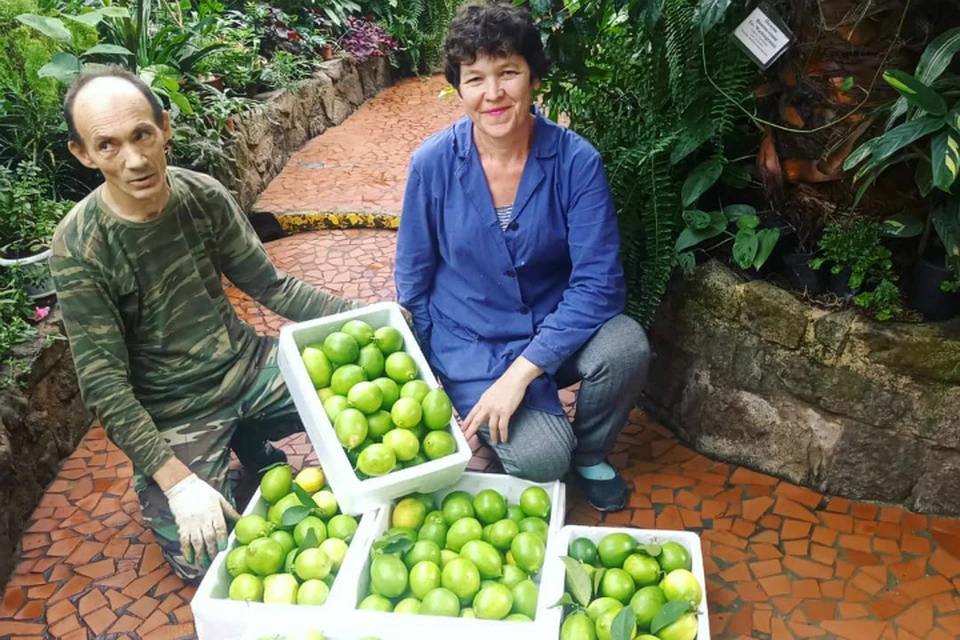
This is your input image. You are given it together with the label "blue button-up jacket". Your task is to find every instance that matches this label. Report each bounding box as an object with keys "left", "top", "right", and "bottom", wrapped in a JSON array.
[{"left": 395, "top": 107, "right": 626, "bottom": 418}]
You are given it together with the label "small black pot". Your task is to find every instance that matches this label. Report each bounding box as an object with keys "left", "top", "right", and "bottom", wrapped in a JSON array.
[
  {"left": 783, "top": 252, "right": 824, "bottom": 294},
  {"left": 827, "top": 266, "right": 858, "bottom": 301},
  {"left": 908, "top": 257, "right": 960, "bottom": 321}
]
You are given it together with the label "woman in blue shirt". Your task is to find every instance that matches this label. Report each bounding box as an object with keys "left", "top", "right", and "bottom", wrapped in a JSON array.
[{"left": 395, "top": 1, "right": 650, "bottom": 512}]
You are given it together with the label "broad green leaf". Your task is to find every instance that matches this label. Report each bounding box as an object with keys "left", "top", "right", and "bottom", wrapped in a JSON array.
[
  {"left": 840, "top": 76, "right": 854, "bottom": 91},
  {"left": 280, "top": 505, "right": 312, "bottom": 527},
  {"left": 733, "top": 229, "right": 759, "bottom": 269},
  {"left": 37, "top": 52, "right": 81, "bottom": 83},
  {"left": 933, "top": 200, "right": 960, "bottom": 258},
  {"left": 888, "top": 27, "right": 960, "bottom": 127},
  {"left": 640, "top": 543, "right": 662, "bottom": 556},
  {"left": 631, "top": 0, "right": 663, "bottom": 29},
  {"left": 846, "top": 116, "right": 945, "bottom": 176},
  {"left": 915, "top": 159, "right": 935, "bottom": 197},
  {"left": 293, "top": 484, "right": 318, "bottom": 509},
  {"left": 681, "top": 159, "right": 723, "bottom": 207},
  {"left": 560, "top": 556, "right": 593, "bottom": 607},
  {"left": 720, "top": 163, "right": 751, "bottom": 189},
  {"left": 592, "top": 567, "right": 606, "bottom": 599},
  {"left": 948, "top": 104, "right": 960, "bottom": 137},
  {"left": 611, "top": 605, "right": 638, "bottom": 640},
  {"left": 724, "top": 204, "right": 757, "bottom": 220},
  {"left": 82, "top": 44, "right": 135, "bottom": 57},
  {"left": 670, "top": 103, "right": 717, "bottom": 165},
  {"left": 698, "top": 0, "right": 730, "bottom": 35},
  {"left": 65, "top": 12, "right": 104, "bottom": 27},
  {"left": 674, "top": 220, "right": 726, "bottom": 252},
  {"left": 682, "top": 209, "right": 711, "bottom": 231},
  {"left": 678, "top": 251, "right": 696, "bottom": 275},
  {"left": 883, "top": 70, "right": 947, "bottom": 115},
  {"left": 299, "top": 528, "right": 318, "bottom": 553},
  {"left": 880, "top": 215, "right": 924, "bottom": 238},
  {"left": 98, "top": 6, "right": 131, "bottom": 18},
  {"left": 16, "top": 14, "right": 72, "bottom": 43},
  {"left": 651, "top": 600, "right": 692, "bottom": 635},
  {"left": 550, "top": 592, "right": 576, "bottom": 609},
  {"left": 168, "top": 91, "right": 193, "bottom": 115},
  {"left": 736, "top": 214, "right": 761, "bottom": 230},
  {"left": 843, "top": 138, "right": 879, "bottom": 171},
  {"left": 931, "top": 129, "right": 960, "bottom": 192},
  {"left": 754, "top": 228, "right": 780, "bottom": 269}
]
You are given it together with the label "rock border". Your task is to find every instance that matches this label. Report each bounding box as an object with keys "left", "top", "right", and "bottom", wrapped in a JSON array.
[{"left": 644, "top": 259, "right": 960, "bottom": 516}]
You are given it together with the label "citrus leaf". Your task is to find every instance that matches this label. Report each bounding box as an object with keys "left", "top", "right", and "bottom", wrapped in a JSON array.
[
  {"left": 735, "top": 214, "right": 761, "bottom": 230},
  {"left": 681, "top": 159, "right": 724, "bottom": 207},
  {"left": 373, "top": 532, "right": 415, "bottom": 556},
  {"left": 753, "top": 228, "right": 781, "bottom": 270},
  {"left": 651, "top": 600, "right": 692, "bottom": 635},
  {"left": 16, "top": 14, "right": 72, "bottom": 43},
  {"left": 641, "top": 543, "right": 662, "bottom": 557},
  {"left": 883, "top": 70, "right": 946, "bottom": 116},
  {"left": 293, "top": 484, "right": 318, "bottom": 509},
  {"left": 611, "top": 605, "right": 638, "bottom": 640},
  {"left": 560, "top": 556, "right": 593, "bottom": 607},
  {"left": 299, "top": 528, "right": 318, "bottom": 552},
  {"left": 281, "top": 505, "right": 312, "bottom": 527},
  {"left": 551, "top": 592, "right": 576, "bottom": 609},
  {"left": 82, "top": 44, "right": 135, "bottom": 57},
  {"left": 840, "top": 76, "right": 854, "bottom": 92},
  {"left": 733, "top": 229, "right": 759, "bottom": 269},
  {"left": 682, "top": 209, "right": 711, "bottom": 231},
  {"left": 724, "top": 204, "right": 757, "bottom": 220},
  {"left": 258, "top": 461, "right": 285, "bottom": 473},
  {"left": 592, "top": 567, "right": 606, "bottom": 599},
  {"left": 880, "top": 215, "right": 923, "bottom": 238},
  {"left": 887, "top": 27, "right": 960, "bottom": 128},
  {"left": 931, "top": 129, "right": 960, "bottom": 192}
]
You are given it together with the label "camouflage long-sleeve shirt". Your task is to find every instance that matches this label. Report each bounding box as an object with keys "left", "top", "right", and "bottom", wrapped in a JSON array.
[{"left": 50, "top": 167, "right": 353, "bottom": 477}]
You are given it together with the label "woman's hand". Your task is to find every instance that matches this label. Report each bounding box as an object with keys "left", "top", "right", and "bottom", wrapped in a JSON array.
[{"left": 462, "top": 357, "right": 543, "bottom": 445}]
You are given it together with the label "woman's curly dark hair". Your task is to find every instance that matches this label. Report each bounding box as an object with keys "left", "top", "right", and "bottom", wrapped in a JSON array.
[{"left": 443, "top": 1, "right": 549, "bottom": 89}]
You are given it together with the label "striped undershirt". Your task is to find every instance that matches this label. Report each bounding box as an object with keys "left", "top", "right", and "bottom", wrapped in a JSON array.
[{"left": 495, "top": 205, "right": 513, "bottom": 230}]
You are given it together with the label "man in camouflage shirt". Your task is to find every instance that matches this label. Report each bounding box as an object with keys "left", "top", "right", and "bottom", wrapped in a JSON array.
[{"left": 50, "top": 66, "right": 355, "bottom": 581}]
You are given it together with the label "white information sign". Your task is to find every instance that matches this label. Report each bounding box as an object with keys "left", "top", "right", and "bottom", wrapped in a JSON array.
[{"left": 733, "top": 4, "right": 792, "bottom": 69}]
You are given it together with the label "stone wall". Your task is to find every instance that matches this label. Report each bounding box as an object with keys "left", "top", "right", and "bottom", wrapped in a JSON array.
[
  {"left": 0, "top": 310, "right": 91, "bottom": 587},
  {"left": 645, "top": 259, "right": 960, "bottom": 516},
  {"left": 219, "top": 56, "right": 394, "bottom": 212}
]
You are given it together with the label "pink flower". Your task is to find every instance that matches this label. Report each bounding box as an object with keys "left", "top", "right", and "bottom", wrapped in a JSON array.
[{"left": 34, "top": 306, "right": 50, "bottom": 322}]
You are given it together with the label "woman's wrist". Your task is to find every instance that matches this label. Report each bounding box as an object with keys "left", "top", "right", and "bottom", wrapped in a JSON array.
[{"left": 505, "top": 356, "right": 543, "bottom": 387}]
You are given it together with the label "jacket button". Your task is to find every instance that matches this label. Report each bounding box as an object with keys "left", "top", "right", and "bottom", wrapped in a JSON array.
[
  {"left": 519, "top": 305, "right": 530, "bottom": 314},
  {"left": 508, "top": 221, "right": 519, "bottom": 231},
  {"left": 505, "top": 269, "right": 516, "bottom": 278}
]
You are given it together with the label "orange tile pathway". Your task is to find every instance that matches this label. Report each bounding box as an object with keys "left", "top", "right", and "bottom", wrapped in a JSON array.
[{"left": 3, "top": 71, "right": 960, "bottom": 639}]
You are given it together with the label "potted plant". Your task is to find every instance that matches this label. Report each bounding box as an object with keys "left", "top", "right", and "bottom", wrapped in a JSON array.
[
  {"left": 809, "top": 220, "right": 896, "bottom": 302},
  {"left": 843, "top": 27, "right": 960, "bottom": 320},
  {"left": 0, "top": 162, "right": 70, "bottom": 300}
]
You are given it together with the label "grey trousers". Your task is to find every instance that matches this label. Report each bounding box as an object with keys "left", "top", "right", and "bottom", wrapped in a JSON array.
[{"left": 478, "top": 314, "right": 650, "bottom": 482}]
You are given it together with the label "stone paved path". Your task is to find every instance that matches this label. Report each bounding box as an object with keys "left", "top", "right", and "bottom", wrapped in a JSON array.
[{"left": 3, "top": 74, "right": 960, "bottom": 640}]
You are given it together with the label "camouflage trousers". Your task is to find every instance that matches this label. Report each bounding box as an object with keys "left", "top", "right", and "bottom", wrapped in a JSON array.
[{"left": 134, "top": 338, "right": 304, "bottom": 582}]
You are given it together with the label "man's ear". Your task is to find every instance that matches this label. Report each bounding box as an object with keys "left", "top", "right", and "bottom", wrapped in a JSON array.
[
  {"left": 161, "top": 111, "right": 171, "bottom": 145},
  {"left": 68, "top": 140, "right": 97, "bottom": 170}
]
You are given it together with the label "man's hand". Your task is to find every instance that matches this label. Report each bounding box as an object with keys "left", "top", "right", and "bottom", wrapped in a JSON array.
[
  {"left": 462, "top": 357, "right": 543, "bottom": 445},
  {"left": 162, "top": 473, "right": 241, "bottom": 566}
]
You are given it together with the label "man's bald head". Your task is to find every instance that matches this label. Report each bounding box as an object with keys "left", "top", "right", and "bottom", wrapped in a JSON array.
[{"left": 64, "top": 65, "right": 163, "bottom": 147}]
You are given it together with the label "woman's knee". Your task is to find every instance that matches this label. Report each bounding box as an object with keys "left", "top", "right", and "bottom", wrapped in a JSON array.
[
  {"left": 501, "top": 439, "right": 572, "bottom": 483},
  {"left": 590, "top": 315, "right": 651, "bottom": 380}
]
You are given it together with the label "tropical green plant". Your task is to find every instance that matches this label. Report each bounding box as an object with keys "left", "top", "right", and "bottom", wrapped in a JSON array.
[
  {"left": 528, "top": 0, "right": 756, "bottom": 325},
  {"left": 675, "top": 204, "right": 780, "bottom": 274},
  {"left": 0, "top": 161, "right": 71, "bottom": 257},
  {"left": 854, "top": 277, "right": 903, "bottom": 321},
  {"left": 260, "top": 49, "right": 317, "bottom": 90},
  {"left": 810, "top": 220, "right": 898, "bottom": 312},
  {"left": 363, "top": 0, "right": 458, "bottom": 74}
]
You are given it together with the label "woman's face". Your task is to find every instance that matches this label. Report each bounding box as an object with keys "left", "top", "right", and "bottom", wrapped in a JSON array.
[{"left": 459, "top": 52, "right": 539, "bottom": 144}]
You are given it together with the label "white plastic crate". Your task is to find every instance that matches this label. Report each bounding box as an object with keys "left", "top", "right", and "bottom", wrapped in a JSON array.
[
  {"left": 191, "top": 486, "right": 379, "bottom": 640},
  {"left": 540, "top": 525, "right": 711, "bottom": 639},
  {"left": 336, "top": 472, "right": 567, "bottom": 640},
  {"left": 278, "top": 302, "right": 472, "bottom": 516}
]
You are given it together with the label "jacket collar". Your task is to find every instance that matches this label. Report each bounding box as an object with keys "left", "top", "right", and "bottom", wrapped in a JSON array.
[{"left": 453, "top": 104, "right": 561, "bottom": 160}]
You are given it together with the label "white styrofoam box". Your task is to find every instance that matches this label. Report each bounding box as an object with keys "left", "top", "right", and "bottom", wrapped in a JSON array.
[
  {"left": 540, "top": 525, "right": 710, "bottom": 639},
  {"left": 278, "top": 302, "right": 472, "bottom": 516},
  {"left": 191, "top": 486, "right": 379, "bottom": 640},
  {"left": 335, "top": 472, "right": 567, "bottom": 640}
]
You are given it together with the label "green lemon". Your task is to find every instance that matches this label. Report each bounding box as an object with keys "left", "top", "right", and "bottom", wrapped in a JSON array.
[
  {"left": 297, "top": 578, "right": 330, "bottom": 606},
  {"left": 519, "top": 517, "right": 549, "bottom": 544},
  {"left": 269, "top": 492, "right": 304, "bottom": 529},
  {"left": 460, "top": 540, "right": 503, "bottom": 579},
  {"left": 601, "top": 568, "right": 636, "bottom": 604},
  {"left": 472, "top": 582, "right": 513, "bottom": 620},
  {"left": 335, "top": 408, "right": 369, "bottom": 450},
  {"left": 294, "top": 547, "right": 332, "bottom": 581},
  {"left": 302, "top": 346, "right": 334, "bottom": 389},
  {"left": 409, "top": 560, "right": 442, "bottom": 600},
  {"left": 418, "top": 519, "right": 447, "bottom": 548},
  {"left": 226, "top": 546, "right": 249, "bottom": 577},
  {"left": 228, "top": 573, "right": 263, "bottom": 602},
  {"left": 385, "top": 352, "right": 418, "bottom": 383},
  {"left": 359, "top": 594, "right": 394, "bottom": 612},
  {"left": 630, "top": 586, "right": 668, "bottom": 632},
  {"left": 423, "top": 431, "right": 457, "bottom": 460},
  {"left": 519, "top": 486, "right": 550, "bottom": 519},
  {"left": 658, "top": 541, "right": 693, "bottom": 573},
  {"left": 259, "top": 464, "right": 293, "bottom": 504},
  {"left": 323, "top": 395, "right": 350, "bottom": 422},
  {"left": 568, "top": 537, "right": 599, "bottom": 565},
  {"left": 421, "top": 388, "right": 454, "bottom": 430},
  {"left": 511, "top": 579, "right": 538, "bottom": 619},
  {"left": 400, "top": 379, "right": 431, "bottom": 403},
  {"left": 235, "top": 514, "right": 272, "bottom": 545},
  {"left": 317, "top": 387, "right": 335, "bottom": 403},
  {"left": 341, "top": 319, "right": 375, "bottom": 347},
  {"left": 390, "top": 397, "right": 423, "bottom": 429},
  {"left": 473, "top": 489, "right": 507, "bottom": 525},
  {"left": 383, "top": 428, "right": 420, "bottom": 462},
  {"left": 357, "top": 343, "right": 386, "bottom": 379},
  {"left": 245, "top": 537, "right": 284, "bottom": 576},
  {"left": 560, "top": 613, "right": 597, "bottom": 640},
  {"left": 392, "top": 497, "right": 428, "bottom": 530},
  {"left": 419, "top": 587, "right": 460, "bottom": 617},
  {"left": 446, "top": 517, "right": 483, "bottom": 553},
  {"left": 374, "top": 326, "right": 404, "bottom": 355},
  {"left": 327, "top": 514, "right": 359, "bottom": 542},
  {"left": 312, "top": 490, "right": 339, "bottom": 520},
  {"left": 319, "top": 537, "right": 349, "bottom": 571},
  {"left": 357, "top": 443, "right": 397, "bottom": 476},
  {"left": 394, "top": 597, "right": 421, "bottom": 615},
  {"left": 510, "top": 532, "right": 545, "bottom": 574},
  {"left": 371, "top": 554, "right": 409, "bottom": 598},
  {"left": 661, "top": 569, "right": 703, "bottom": 607},
  {"left": 624, "top": 553, "right": 662, "bottom": 588},
  {"left": 366, "top": 409, "right": 394, "bottom": 442},
  {"left": 372, "top": 377, "right": 401, "bottom": 410},
  {"left": 506, "top": 505, "right": 525, "bottom": 523},
  {"left": 269, "top": 530, "right": 297, "bottom": 555},
  {"left": 294, "top": 516, "right": 327, "bottom": 546},
  {"left": 348, "top": 381, "right": 383, "bottom": 413},
  {"left": 441, "top": 557, "right": 481, "bottom": 605},
  {"left": 596, "top": 607, "right": 634, "bottom": 640},
  {"left": 586, "top": 597, "right": 622, "bottom": 622},
  {"left": 405, "top": 540, "right": 442, "bottom": 570},
  {"left": 500, "top": 564, "right": 527, "bottom": 589},
  {"left": 330, "top": 364, "right": 367, "bottom": 396},
  {"left": 323, "top": 331, "right": 360, "bottom": 365},
  {"left": 597, "top": 532, "right": 638, "bottom": 568},
  {"left": 656, "top": 613, "right": 698, "bottom": 640}
]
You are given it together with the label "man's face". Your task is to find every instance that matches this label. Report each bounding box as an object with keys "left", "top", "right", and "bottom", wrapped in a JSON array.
[{"left": 68, "top": 77, "right": 172, "bottom": 212}]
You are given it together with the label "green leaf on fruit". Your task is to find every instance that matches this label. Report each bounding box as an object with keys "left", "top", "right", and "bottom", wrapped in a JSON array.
[
  {"left": 551, "top": 592, "right": 576, "bottom": 609},
  {"left": 299, "top": 529, "right": 318, "bottom": 552},
  {"left": 611, "top": 605, "right": 638, "bottom": 640},
  {"left": 280, "top": 505, "right": 312, "bottom": 527},
  {"left": 592, "top": 567, "right": 606, "bottom": 599},
  {"left": 293, "top": 483, "right": 318, "bottom": 509},
  {"left": 651, "top": 600, "right": 692, "bottom": 634},
  {"left": 258, "top": 461, "right": 285, "bottom": 474},
  {"left": 640, "top": 543, "right": 662, "bottom": 557},
  {"left": 560, "top": 556, "right": 593, "bottom": 607},
  {"left": 373, "top": 533, "right": 415, "bottom": 557}
]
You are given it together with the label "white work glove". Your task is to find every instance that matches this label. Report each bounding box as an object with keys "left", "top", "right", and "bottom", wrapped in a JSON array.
[{"left": 164, "top": 473, "right": 242, "bottom": 566}]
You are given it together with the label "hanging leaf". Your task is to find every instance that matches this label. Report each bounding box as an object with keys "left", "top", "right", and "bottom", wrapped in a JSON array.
[
  {"left": 681, "top": 159, "right": 724, "bottom": 207},
  {"left": 733, "top": 229, "right": 759, "bottom": 269},
  {"left": 682, "top": 209, "right": 711, "bottom": 231},
  {"left": 37, "top": 52, "right": 81, "bottom": 83},
  {"left": 631, "top": 0, "right": 664, "bottom": 29},
  {"left": 887, "top": 27, "right": 960, "bottom": 128},
  {"left": 168, "top": 91, "right": 193, "bottom": 116},
  {"left": 82, "top": 44, "right": 135, "bottom": 57},
  {"left": 651, "top": 601, "right": 692, "bottom": 634},
  {"left": 697, "top": 0, "right": 730, "bottom": 35},
  {"left": 846, "top": 117, "right": 945, "bottom": 175},
  {"left": 592, "top": 567, "right": 606, "bottom": 599},
  {"left": 948, "top": 104, "right": 960, "bottom": 137},
  {"left": 883, "top": 70, "right": 947, "bottom": 116},
  {"left": 915, "top": 159, "right": 935, "bottom": 197},
  {"left": 735, "top": 214, "right": 761, "bottom": 230},
  {"left": 560, "top": 557, "right": 593, "bottom": 607},
  {"left": 724, "top": 204, "right": 757, "bottom": 220},
  {"left": 880, "top": 215, "right": 924, "bottom": 238},
  {"left": 933, "top": 201, "right": 960, "bottom": 258},
  {"left": 678, "top": 251, "right": 696, "bottom": 275},
  {"left": 840, "top": 76, "right": 854, "bottom": 92},
  {"left": 280, "top": 505, "right": 312, "bottom": 527},
  {"left": 65, "top": 12, "right": 104, "bottom": 27},
  {"left": 298, "top": 528, "right": 318, "bottom": 553},
  {"left": 293, "top": 484, "right": 318, "bottom": 509},
  {"left": 931, "top": 129, "right": 960, "bottom": 192},
  {"left": 372, "top": 532, "right": 415, "bottom": 556},
  {"left": 720, "top": 163, "right": 752, "bottom": 189},
  {"left": 16, "top": 14, "right": 72, "bottom": 43},
  {"left": 98, "top": 6, "right": 131, "bottom": 18},
  {"left": 670, "top": 103, "right": 717, "bottom": 165},
  {"left": 675, "top": 211, "right": 727, "bottom": 252},
  {"left": 611, "top": 605, "right": 638, "bottom": 640},
  {"left": 550, "top": 593, "right": 576, "bottom": 609},
  {"left": 753, "top": 228, "right": 781, "bottom": 269}
]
